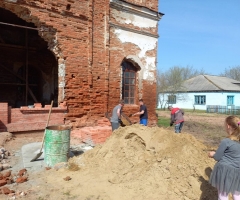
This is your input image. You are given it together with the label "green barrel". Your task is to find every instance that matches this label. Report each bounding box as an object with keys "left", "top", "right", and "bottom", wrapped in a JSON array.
[{"left": 44, "top": 125, "right": 71, "bottom": 167}]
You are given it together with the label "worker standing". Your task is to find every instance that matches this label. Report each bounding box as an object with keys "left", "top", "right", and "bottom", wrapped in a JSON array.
[
  {"left": 168, "top": 105, "right": 184, "bottom": 133},
  {"left": 110, "top": 100, "right": 124, "bottom": 131},
  {"left": 132, "top": 99, "right": 148, "bottom": 126}
]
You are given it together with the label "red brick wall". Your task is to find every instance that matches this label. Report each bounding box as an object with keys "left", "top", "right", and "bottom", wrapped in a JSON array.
[
  {"left": 71, "top": 118, "right": 112, "bottom": 144},
  {"left": 0, "top": 102, "right": 68, "bottom": 132},
  {"left": 0, "top": 1, "right": 92, "bottom": 119},
  {"left": 107, "top": 28, "right": 158, "bottom": 125},
  {"left": 90, "top": 0, "right": 109, "bottom": 116},
  {"left": 7, "top": 108, "right": 66, "bottom": 132},
  {"left": 124, "top": 0, "right": 158, "bottom": 11},
  {"left": 142, "top": 80, "right": 157, "bottom": 125},
  {"left": 0, "top": 0, "right": 159, "bottom": 129},
  {"left": 0, "top": 103, "right": 8, "bottom": 131}
]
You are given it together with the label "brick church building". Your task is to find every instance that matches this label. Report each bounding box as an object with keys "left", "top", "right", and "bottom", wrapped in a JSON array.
[{"left": 0, "top": 0, "right": 163, "bottom": 143}]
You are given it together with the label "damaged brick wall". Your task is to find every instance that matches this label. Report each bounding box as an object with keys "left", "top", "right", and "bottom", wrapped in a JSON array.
[
  {"left": 0, "top": 0, "right": 162, "bottom": 135},
  {"left": 0, "top": 0, "right": 92, "bottom": 115},
  {"left": 0, "top": 103, "right": 8, "bottom": 132},
  {"left": 0, "top": 102, "right": 67, "bottom": 132},
  {"left": 108, "top": 0, "right": 161, "bottom": 125},
  {"left": 123, "top": 0, "right": 158, "bottom": 11}
]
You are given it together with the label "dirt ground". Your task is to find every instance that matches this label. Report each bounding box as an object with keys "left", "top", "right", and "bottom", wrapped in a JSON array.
[
  {"left": 157, "top": 111, "right": 227, "bottom": 148},
  {"left": 0, "top": 111, "right": 231, "bottom": 200}
]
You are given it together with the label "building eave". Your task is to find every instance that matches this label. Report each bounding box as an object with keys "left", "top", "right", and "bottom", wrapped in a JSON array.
[
  {"left": 109, "top": 22, "right": 159, "bottom": 38},
  {"left": 110, "top": 0, "right": 164, "bottom": 21}
]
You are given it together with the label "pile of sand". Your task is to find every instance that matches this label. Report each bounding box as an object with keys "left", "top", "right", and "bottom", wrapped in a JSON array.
[
  {"left": 70, "top": 124, "right": 217, "bottom": 200},
  {"left": 28, "top": 125, "right": 218, "bottom": 200}
]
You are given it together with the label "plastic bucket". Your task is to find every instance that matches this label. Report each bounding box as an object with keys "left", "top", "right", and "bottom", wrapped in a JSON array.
[{"left": 44, "top": 125, "right": 71, "bottom": 167}]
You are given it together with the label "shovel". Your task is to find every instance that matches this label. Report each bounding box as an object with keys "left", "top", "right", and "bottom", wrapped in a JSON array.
[{"left": 30, "top": 100, "right": 53, "bottom": 162}]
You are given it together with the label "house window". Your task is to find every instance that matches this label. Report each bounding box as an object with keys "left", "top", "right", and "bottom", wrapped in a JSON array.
[
  {"left": 168, "top": 95, "right": 176, "bottom": 104},
  {"left": 122, "top": 61, "right": 137, "bottom": 104},
  {"left": 195, "top": 95, "right": 206, "bottom": 105},
  {"left": 227, "top": 96, "right": 234, "bottom": 105}
]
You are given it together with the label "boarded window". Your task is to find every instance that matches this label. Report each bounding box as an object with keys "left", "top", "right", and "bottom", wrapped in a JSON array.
[{"left": 122, "top": 61, "right": 137, "bottom": 104}]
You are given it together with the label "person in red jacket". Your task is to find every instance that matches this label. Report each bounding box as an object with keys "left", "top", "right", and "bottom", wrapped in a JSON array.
[{"left": 168, "top": 106, "right": 184, "bottom": 133}]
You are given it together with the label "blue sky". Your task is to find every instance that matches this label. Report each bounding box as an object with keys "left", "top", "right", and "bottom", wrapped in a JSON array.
[{"left": 157, "top": 0, "right": 240, "bottom": 75}]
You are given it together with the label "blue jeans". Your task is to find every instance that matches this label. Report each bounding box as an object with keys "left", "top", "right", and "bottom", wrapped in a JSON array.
[
  {"left": 175, "top": 122, "right": 184, "bottom": 133},
  {"left": 140, "top": 119, "right": 148, "bottom": 126}
]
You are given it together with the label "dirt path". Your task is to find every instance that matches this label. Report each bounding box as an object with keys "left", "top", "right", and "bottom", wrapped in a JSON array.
[
  {"left": 0, "top": 112, "right": 230, "bottom": 199},
  {"left": 157, "top": 111, "right": 227, "bottom": 148}
]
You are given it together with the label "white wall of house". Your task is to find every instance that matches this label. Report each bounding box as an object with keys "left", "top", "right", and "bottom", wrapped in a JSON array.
[{"left": 158, "top": 92, "right": 240, "bottom": 110}]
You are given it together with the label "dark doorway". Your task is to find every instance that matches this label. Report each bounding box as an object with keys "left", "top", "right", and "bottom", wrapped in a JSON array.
[{"left": 0, "top": 8, "right": 58, "bottom": 108}]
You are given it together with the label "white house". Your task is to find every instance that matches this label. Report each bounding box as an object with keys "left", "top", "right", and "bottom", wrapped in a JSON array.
[{"left": 158, "top": 75, "right": 240, "bottom": 111}]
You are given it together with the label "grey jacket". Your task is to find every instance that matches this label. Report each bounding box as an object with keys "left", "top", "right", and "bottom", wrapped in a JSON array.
[{"left": 170, "top": 107, "right": 184, "bottom": 124}]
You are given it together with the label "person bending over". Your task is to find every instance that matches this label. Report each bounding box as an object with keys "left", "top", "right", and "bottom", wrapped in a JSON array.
[{"left": 168, "top": 105, "right": 184, "bottom": 133}]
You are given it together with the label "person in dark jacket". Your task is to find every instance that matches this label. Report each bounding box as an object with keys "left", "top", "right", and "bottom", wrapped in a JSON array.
[
  {"left": 168, "top": 106, "right": 184, "bottom": 133},
  {"left": 132, "top": 99, "right": 148, "bottom": 126}
]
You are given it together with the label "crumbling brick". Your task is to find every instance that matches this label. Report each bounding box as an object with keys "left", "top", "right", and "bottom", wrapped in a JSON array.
[
  {"left": 0, "top": 0, "right": 160, "bottom": 136},
  {"left": 18, "top": 169, "right": 27, "bottom": 176},
  {"left": 2, "top": 170, "right": 11, "bottom": 178},
  {"left": 1, "top": 186, "right": 12, "bottom": 195},
  {"left": 16, "top": 176, "right": 28, "bottom": 183},
  {"left": 0, "top": 179, "right": 7, "bottom": 187}
]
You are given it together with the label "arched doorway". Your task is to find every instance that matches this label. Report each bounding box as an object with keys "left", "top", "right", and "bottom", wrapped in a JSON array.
[{"left": 0, "top": 8, "right": 58, "bottom": 107}]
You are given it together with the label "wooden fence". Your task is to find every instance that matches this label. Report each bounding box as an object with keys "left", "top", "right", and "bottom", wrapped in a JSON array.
[{"left": 206, "top": 105, "right": 240, "bottom": 115}]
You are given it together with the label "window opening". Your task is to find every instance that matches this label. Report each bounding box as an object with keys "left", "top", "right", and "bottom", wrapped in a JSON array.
[
  {"left": 194, "top": 95, "right": 206, "bottom": 105},
  {"left": 227, "top": 96, "right": 234, "bottom": 105},
  {"left": 122, "top": 61, "right": 137, "bottom": 104},
  {"left": 168, "top": 95, "right": 176, "bottom": 104}
]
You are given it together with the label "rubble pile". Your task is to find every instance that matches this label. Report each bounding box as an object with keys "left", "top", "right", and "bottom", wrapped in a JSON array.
[
  {"left": 0, "top": 147, "right": 11, "bottom": 171},
  {"left": 0, "top": 168, "right": 28, "bottom": 197}
]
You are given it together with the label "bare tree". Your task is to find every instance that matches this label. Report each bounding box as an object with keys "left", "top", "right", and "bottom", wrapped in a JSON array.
[
  {"left": 156, "top": 69, "right": 169, "bottom": 109},
  {"left": 157, "top": 66, "right": 205, "bottom": 109},
  {"left": 219, "top": 65, "right": 240, "bottom": 81}
]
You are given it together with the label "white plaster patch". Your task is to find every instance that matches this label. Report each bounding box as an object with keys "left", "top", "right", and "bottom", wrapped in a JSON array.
[
  {"left": 143, "top": 57, "right": 156, "bottom": 80},
  {"left": 114, "top": 29, "right": 157, "bottom": 81},
  {"left": 59, "top": 82, "right": 65, "bottom": 88},
  {"left": 145, "top": 57, "right": 156, "bottom": 70},
  {"left": 114, "top": 29, "right": 157, "bottom": 58},
  {"left": 58, "top": 63, "right": 65, "bottom": 77},
  {"left": 58, "top": 60, "right": 65, "bottom": 101},
  {"left": 4, "top": 0, "right": 18, "bottom": 2},
  {"left": 143, "top": 71, "right": 155, "bottom": 81},
  {"left": 113, "top": 10, "right": 157, "bottom": 28}
]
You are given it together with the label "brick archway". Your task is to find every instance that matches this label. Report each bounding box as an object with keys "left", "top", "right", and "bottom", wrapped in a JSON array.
[
  {"left": 124, "top": 55, "right": 144, "bottom": 71},
  {"left": 0, "top": 3, "right": 65, "bottom": 104}
]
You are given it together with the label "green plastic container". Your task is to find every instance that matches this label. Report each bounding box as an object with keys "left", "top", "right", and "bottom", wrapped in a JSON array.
[{"left": 44, "top": 125, "right": 71, "bottom": 167}]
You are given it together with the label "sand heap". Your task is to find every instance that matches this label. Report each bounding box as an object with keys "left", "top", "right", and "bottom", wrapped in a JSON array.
[{"left": 70, "top": 124, "right": 217, "bottom": 200}]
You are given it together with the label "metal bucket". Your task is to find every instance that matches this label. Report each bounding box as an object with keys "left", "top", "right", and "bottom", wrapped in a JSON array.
[{"left": 44, "top": 125, "right": 71, "bottom": 167}]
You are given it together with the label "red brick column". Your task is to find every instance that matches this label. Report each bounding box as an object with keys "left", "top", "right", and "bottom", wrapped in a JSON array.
[{"left": 0, "top": 103, "right": 8, "bottom": 131}]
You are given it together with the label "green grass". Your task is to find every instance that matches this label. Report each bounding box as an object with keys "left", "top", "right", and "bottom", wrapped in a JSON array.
[
  {"left": 156, "top": 108, "right": 206, "bottom": 113},
  {"left": 157, "top": 116, "right": 170, "bottom": 127},
  {"left": 183, "top": 109, "right": 206, "bottom": 113}
]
